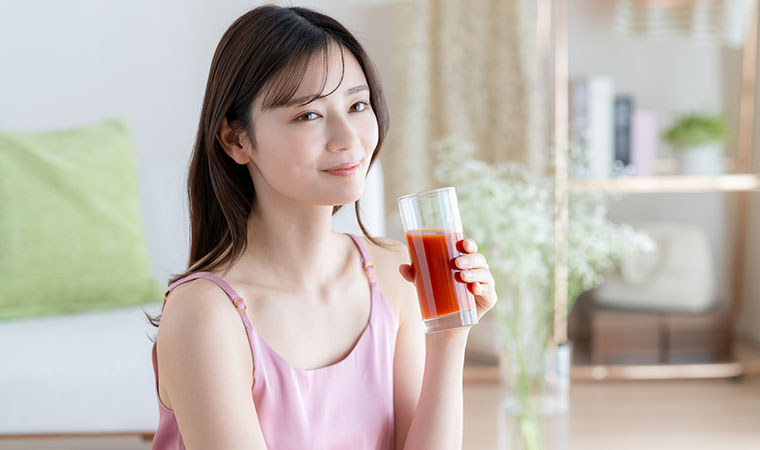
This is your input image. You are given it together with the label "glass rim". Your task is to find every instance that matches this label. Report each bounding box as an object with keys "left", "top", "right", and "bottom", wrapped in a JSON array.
[{"left": 396, "top": 186, "right": 456, "bottom": 204}]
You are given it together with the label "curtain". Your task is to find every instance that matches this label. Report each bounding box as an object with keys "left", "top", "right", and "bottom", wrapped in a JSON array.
[{"left": 381, "top": 0, "right": 547, "bottom": 239}]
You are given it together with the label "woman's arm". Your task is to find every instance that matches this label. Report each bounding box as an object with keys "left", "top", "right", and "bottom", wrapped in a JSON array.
[
  {"left": 399, "top": 326, "right": 470, "bottom": 450},
  {"left": 392, "top": 238, "right": 498, "bottom": 450},
  {"left": 158, "top": 280, "right": 269, "bottom": 450}
]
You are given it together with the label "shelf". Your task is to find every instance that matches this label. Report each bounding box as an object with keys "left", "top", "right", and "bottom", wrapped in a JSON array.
[
  {"left": 462, "top": 339, "right": 760, "bottom": 382},
  {"left": 571, "top": 361, "right": 742, "bottom": 381},
  {"left": 569, "top": 174, "right": 760, "bottom": 193},
  {"left": 462, "top": 360, "right": 757, "bottom": 383}
]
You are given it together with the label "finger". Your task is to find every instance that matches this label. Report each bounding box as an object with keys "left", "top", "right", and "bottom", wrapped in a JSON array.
[
  {"left": 470, "top": 282, "right": 498, "bottom": 306},
  {"left": 469, "top": 282, "right": 486, "bottom": 296},
  {"left": 456, "top": 238, "right": 478, "bottom": 254},
  {"left": 459, "top": 268, "right": 494, "bottom": 285},
  {"left": 454, "top": 253, "right": 488, "bottom": 270},
  {"left": 398, "top": 264, "right": 415, "bottom": 283}
]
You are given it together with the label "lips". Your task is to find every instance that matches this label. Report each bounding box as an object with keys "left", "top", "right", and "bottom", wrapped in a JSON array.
[{"left": 323, "top": 160, "right": 361, "bottom": 171}]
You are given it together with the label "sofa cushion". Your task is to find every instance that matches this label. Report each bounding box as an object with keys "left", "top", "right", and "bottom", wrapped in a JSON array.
[
  {"left": 0, "top": 119, "right": 164, "bottom": 320},
  {"left": 0, "top": 302, "right": 162, "bottom": 432}
]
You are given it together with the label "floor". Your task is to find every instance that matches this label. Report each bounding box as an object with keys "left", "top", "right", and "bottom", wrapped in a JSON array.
[
  {"left": 1, "top": 378, "right": 759, "bottom": 450},
  {"left": 465, "top": 377, "right": 760, "bottom": 450}
]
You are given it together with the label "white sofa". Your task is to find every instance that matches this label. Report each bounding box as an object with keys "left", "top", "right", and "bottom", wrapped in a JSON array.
[{"left": 0, "top": 160, "right": 386, "bottom": 435}]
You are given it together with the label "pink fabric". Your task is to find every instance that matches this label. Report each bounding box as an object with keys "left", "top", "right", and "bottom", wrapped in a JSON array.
[{"left": 151, "top": 233, "right": 399, "bottom": 450}]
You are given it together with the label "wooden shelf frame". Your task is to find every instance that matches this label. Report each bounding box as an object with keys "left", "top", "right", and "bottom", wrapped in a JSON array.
[
  {"left": 569, "top": 173, "right": 760, "bottom": 193},
  {"left": 548, "top": 0, "right": 760, "bottom": 380},
  {"left": 463, "top": 360, "right": 757, "bottom": 383},
  {"left": 0, "top": 432, "right": 155, "bottom": 441},
  {"left": 463, "top": 338, "right": 760, "bottom": 382}
]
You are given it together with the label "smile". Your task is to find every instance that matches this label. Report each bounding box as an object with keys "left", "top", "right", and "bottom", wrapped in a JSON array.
[{"left": 322, "top": 162, "right": 361, "bottom": 177}]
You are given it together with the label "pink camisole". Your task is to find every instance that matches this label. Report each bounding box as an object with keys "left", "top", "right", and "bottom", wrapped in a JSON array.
[{"left": 150, "top": 233, "right": 399, "bottom": 449}]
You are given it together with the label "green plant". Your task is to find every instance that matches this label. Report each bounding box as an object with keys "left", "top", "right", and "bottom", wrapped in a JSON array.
[{"left": 663, "top": 112, "right": 730, "bottom": 149}]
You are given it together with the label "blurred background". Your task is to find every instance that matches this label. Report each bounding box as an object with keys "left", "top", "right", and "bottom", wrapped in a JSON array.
[{"left": 1, "top": 0, "right": 759, "bottom": 449}]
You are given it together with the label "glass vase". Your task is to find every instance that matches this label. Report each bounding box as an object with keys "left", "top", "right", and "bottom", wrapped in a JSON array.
[{"left": 498, "top": 340, "right": 572, "bottom": 450}]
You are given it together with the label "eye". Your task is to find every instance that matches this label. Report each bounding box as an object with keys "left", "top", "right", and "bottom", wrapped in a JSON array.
[
  {"left": 351, "top": 101, "right": 370, "bottom": 112},
  {"left": 295, "top": 111, "right": 320, "bottom": 122}
]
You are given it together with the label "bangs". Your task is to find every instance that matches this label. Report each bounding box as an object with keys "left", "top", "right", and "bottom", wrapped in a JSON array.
[{"left": 258, "top": 36, "right": 346, "bottom": 111}]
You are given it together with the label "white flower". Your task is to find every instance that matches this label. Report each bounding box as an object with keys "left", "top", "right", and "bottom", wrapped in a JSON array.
[{"left": 431, "top": 135, "right": 657, "bottom": 342}]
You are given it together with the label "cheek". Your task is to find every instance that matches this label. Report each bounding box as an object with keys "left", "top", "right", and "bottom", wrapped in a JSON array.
[
  {"left": 360, "top": 113, "right": 380, "bottom": 152},
  {"left": 253, "top": 128, "right": 309, "bottom": 179}
]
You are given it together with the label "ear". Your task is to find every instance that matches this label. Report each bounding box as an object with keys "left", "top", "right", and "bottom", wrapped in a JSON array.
[{"left": 216, "top": 117, "right": 253, "bottom": 165}]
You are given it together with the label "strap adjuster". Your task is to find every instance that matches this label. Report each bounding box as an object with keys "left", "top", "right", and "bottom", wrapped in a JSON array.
[
  {"left": 364, "top": 263, "right": 376, "bottom": 278},
  {"left": 233, "top": 297, "right": 247, "bottom": 313}
]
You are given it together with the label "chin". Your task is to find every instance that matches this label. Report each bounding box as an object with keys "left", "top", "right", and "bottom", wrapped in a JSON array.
[
  {"left": 330, "top": 187, "right": 364, "bottom": 207},
  {"left": 336, "top": 193, "right": 363, "bottom": 206}
]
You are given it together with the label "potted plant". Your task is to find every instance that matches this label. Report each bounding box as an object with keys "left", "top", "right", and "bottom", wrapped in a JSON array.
[
  {"left": 663, "top": 112, "right": 730, "bottom": 175},
  {"left": 432, "top": 135, "right": 655, "bottom": 450}
]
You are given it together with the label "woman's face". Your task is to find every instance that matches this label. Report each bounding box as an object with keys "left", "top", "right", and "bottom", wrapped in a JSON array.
[{"left": 247, "top": 43, "right": 379, "bottom": 209}]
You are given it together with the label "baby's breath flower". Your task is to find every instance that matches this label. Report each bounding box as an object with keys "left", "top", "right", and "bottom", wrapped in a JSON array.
[{"left": 432, "top": 135, "right": 656, "bottom": 344}]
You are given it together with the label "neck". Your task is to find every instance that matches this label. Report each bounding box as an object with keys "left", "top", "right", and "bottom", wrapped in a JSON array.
[{"left": 237, "top": 196, "right": 351, "bottom": 294}]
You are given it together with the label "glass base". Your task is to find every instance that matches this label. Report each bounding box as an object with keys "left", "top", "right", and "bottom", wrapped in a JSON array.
[{"left": 423, "top": 307, "right": 478, "bottom": 333}]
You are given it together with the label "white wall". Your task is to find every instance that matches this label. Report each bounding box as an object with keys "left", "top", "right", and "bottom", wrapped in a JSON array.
[
  {"left": 569, "top": 1, "right": 726, "bottom": 130},
  {"left": 0, "top": 0, "right": 255, "bottom": 285},
  {"left": 0, "top": 0, "right": 394, "bottom": 286},
  {"left": 568, "top": 0, "right": 756, "bottom": 339}
]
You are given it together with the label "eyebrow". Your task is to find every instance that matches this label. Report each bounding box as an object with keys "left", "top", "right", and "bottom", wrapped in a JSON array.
[{"left": 285, "top": 84, "right": 369, "bottom": 107}]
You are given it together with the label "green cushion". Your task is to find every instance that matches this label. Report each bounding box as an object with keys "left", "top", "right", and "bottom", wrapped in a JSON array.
[{"left": 0, "top": 119, "right": 164, "bottom": 320}]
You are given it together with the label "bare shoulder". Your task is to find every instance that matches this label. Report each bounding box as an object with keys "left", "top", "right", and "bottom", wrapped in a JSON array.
[
  {"left": 357, "top": 235, "right": 410, "bottom": 273},
  {"left": 154, "top": 277, "right": 266, "bottom": 447},
  {"left": 359, "top": 235, "right": 407, "bottom": 257},
  {"left": 158, "top": 277, "right": 251, "bottom": 352},
  {"left": 358, "top": 235, "right": 417, "bottom": 324},
  {"left": 159, "top": 277, "right": 246, "bottom": 336},
  {"left": 156, "top": 277, "right": 254, "bottom": 403}
]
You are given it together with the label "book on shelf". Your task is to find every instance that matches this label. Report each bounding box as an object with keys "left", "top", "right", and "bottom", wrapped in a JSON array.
[
  {"left": 614, "top": 95, "right": 633, "bottom": 167},
  {"left": 570, "top": 76, "right": 615, "bottom": 179},
  {"left": 631, "top": 109, "right": 658, "bottom": 176},
  {"left": 570, "top": 76, "right": 660, "bottom": 179}
]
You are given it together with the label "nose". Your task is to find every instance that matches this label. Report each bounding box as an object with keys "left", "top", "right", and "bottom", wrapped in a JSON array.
[{"left": 326, "top": 114, "right": 361, "bottom": 153}]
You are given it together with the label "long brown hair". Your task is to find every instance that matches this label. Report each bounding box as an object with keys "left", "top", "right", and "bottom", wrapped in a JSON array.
[{"left": 146, "top": 5, "right": 390, "bottom": 328}]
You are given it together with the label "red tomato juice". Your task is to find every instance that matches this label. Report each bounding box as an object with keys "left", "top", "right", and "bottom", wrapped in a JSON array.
[{"left": 405, "top": 228, "right": 475, "bottom": 320}]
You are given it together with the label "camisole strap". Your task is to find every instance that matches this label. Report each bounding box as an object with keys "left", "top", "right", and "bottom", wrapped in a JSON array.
[
  {"left": 161, "top": 272, "right": 250, "bottom": 323},
  {"left": 346, "top": 233, "right": 377, "bottom": 282}
]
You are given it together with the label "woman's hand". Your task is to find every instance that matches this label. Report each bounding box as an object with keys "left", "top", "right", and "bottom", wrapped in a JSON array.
[{"left": 399, "top": 237, "right": 497, "bottom": 321}]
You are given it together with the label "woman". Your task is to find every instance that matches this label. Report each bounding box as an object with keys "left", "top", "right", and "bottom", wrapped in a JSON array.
[{"left": 148, "top": 5, "right": 498, "bottom": 449}]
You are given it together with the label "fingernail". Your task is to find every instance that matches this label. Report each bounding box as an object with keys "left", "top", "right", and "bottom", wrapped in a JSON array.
[
  {"left": 459, "top": 259, "right": 470, "bottom": 268},
  {"left": 462, "top": 270, "right": 470, "bottom": 280}
]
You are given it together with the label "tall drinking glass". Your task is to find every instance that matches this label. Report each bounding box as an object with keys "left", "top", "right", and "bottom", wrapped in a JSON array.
[{"left": 397, "top": 187, "right": 478, "bottom": 333}]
